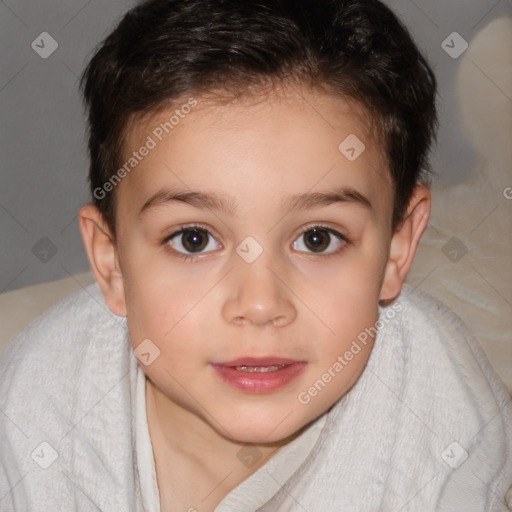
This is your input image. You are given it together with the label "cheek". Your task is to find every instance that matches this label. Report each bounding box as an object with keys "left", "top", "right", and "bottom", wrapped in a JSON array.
[
  {"left": 298, "top": 249, "right": 383, "bottom": 384},
  {"left": 305, "top": 253, "right": 383, "bottom": 329},
  {"left": 122, "top": 263, "right": 217, "bottom": 371},
  {"left": 125, "top": 283, "right": 195, "bottom": 348},
  {"left": 320, "top": 293, "right": 378, "bottom": 369},
  {"left": 302, "top": 283, "right": 379, "bottom": 411},
  {"left": 125, "top": 287, "right": 203, "bottom": 391},
  {"left": 119, "top": 240, "right": 194, "bottom": 335}
]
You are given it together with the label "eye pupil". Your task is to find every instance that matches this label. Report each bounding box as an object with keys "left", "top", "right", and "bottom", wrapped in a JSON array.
[
  {"left": 305, "top": 228, "right": 329, "bottom": 252},
  {"left": 182, "top": 229, "right": 208, "bottom": 252}
]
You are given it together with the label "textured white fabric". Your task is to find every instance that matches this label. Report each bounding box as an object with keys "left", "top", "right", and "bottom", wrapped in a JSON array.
[{"left": 0, "top": 282, "right": 510, "bottom": 511}]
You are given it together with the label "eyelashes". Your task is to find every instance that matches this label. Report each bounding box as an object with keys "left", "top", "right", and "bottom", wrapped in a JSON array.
[
  {"left": 161, "top": 223, "right": 350, "bottom": 263},
  {"left": 162, "top": 224, "right": 217, "bottom": 262}
]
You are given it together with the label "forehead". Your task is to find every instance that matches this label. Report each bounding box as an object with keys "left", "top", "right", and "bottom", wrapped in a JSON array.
[{"left": 117, "top": 85, "right": 393, "bottom": 221}]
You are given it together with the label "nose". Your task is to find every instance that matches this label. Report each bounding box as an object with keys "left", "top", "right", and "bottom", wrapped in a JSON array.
[{"left": 221, "top": 249, "right": 297, "bottom": 328}]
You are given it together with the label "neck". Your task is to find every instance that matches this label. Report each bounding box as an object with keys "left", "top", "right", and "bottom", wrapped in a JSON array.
[{"left": 145, "top": 377, "right": 296, "bottom": 510}]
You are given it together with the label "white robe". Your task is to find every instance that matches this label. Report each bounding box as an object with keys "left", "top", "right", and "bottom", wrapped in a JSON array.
[{"left": 0, "top": 282, "right": 511, "bottom": 511}]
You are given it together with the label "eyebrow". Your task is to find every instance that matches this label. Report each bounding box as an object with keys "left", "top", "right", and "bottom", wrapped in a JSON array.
[{"left": 138, "top": 185, "right": 372, "bottom": 219}]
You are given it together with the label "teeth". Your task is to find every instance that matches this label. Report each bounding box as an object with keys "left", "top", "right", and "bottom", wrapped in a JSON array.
[{"left": 235, "top": 364, "right": 287, "bottom": 373}]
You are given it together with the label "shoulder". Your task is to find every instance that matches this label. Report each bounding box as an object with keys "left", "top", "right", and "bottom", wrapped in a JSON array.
[
  {"left": 0, "top": 281, "right": 130, "bottom": 441},
  {"left": 0, "top": 283, "right": 137, "bottom": 509},
  {"left": 0, "top": 282, "right": 126, "bottom": 389},
  {"left": 383, "top": 284, "right": 512, "bottom": 508},
  {"left": 388, "top": 282, "right": 511, "bottom": 415},
  {"left": 393, "top": 283, "right": 509, "bottom": 400}
]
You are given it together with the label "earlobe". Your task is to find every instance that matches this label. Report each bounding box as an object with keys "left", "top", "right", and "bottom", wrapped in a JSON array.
[
  {"left": 379, "top": 184, "right": 431, "bottom": 303},
  {"left": 78, "top": 203, "right": 127, "bottom": 316}
]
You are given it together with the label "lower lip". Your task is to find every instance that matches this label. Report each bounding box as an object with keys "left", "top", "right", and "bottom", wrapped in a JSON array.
[{"left": 211, "top": 363, "right": 307, "bottom": 393}]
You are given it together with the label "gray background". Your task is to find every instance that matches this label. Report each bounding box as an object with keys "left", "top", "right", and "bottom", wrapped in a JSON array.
[{"left": 0, "top": 0, "right": 510, "bottom": 292}]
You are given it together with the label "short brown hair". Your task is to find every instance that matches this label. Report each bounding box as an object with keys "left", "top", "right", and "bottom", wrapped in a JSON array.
[{"left": 80, "top": 0, "right": 437, "bottom": 239}]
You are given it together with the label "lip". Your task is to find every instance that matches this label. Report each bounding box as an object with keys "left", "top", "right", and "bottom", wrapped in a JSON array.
[
  {"left": 211, "top": 357, "right": 307, "bottom": 393},
  {"left": 216, "top": 357, "right": 302, "bottom": 367}
]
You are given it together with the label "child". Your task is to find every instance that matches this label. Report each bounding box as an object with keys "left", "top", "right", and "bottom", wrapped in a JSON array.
[{"left": 1, "top": 0, "right": 511, "bottom": 510}]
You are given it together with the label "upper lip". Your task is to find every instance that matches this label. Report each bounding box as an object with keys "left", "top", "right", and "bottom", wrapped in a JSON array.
[{"left": 213, "top": 357, "right": 304, "bottom": 367}]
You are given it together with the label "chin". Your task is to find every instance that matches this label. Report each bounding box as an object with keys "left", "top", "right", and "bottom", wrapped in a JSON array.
[{"left": 217, "top": 413, "right": 309, "bottom": 446}]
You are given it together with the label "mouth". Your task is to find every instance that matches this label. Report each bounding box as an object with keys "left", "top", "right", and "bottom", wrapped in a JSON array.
[
  {"left": 233, "top": 364, "right": 289, "bottom": 373},
  {"left": 211, "top": 357, "right": 307, "bottom": 393}
]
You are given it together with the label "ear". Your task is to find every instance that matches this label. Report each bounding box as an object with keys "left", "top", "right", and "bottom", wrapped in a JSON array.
[
  {"left": 78, "top": 203, "right": 127, "bottom": 316},
  {"left": 379, "top": 184, "right": 431, "bottom": 303}
]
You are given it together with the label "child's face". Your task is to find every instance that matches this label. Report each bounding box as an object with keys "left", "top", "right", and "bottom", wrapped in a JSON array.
[{"left": 107, "top": 86, "right": 397, "bottom": 443}]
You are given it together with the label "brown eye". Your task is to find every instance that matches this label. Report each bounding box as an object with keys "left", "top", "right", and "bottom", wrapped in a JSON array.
[
  {"left": 304, "top": 228, "right": 329, "bottom": 252},
  {"left": 167, "top": 227, "right": 219, "bottom": 255},
  {"left": 182, "top": 229, "right": 208, "bottom": 252},
  {"left": 292, "top": 226, "right": 346, "bottom": 255}
]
